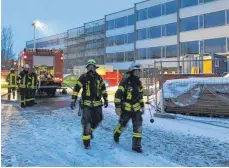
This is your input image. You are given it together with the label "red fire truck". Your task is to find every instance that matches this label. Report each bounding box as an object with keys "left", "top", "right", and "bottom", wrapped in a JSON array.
[{"left": 18, "top": 48, "right": 64, "bottom": 97}]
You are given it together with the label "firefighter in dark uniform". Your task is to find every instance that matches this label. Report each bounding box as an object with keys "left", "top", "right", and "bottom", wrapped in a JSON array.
[
  {"left": 17, "top": 64, "right": 31, "bottom": 108},
  {"left": 113, "top": 63, "right": 144, "bottom": 153},
  {"left": 70, "top": 59, "right": 108, "bottom": 149},
  {"left": 29, "top": 68, "right": 38, "bottom": 105},
  {"left": 6, "top": 68, "right": 17, "bottom": 100}
]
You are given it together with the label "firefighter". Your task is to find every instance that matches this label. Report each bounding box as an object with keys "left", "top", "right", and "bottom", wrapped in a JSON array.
[
  {"left": 6, "top": 68, "right": 17, "bottom": 100},
  {"left": 70, "top": 59, "right": 108, "bottom": 149},
  {"left": 29, "top": 68, "right": 38, "bottom": 105},
  {"left": 17, "top": 64, "right": 31, "bottom": 108},
  {"left": 113, "top": 63, "right": 144, "bottom": 153}
]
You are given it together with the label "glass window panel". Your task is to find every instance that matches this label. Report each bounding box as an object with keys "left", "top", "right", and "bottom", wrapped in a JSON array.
[
  {"left": 162, "top": 25, "right": 166, "bottom": 37},
  {"left": 199, "top": 0, "right": 204, "bottom": 3},
  {"left": 138, "top": 28, "right": 147, "bottom": 40},
  {"left": 181, "top": 41, "right": 199, "bottom": 55},
  {"left": 149, "top": 26, "right": 161, "bottom": 39},
  {"left": 205, "top": 11, "right": 225, "bottom": 28},
  {"left": 199, "top": 15, "right": 204, "bottom": 28},
  {"left": 148, "top": 5, "right": 161, "bottom": 18},
  {"left": 138, "top": 8, "right": 148, "bottom": 21},
  {"left": 227, "top": 10, "right": 229, "bottom": 24},
  {"left": 128, "top": 33, "right": 134, "bottom": 43},
  {"left": 106, "top": 53, "right": 114, "bottom": 62},
  {"left": 116, "top": 52, "right": 125, "bottom": 62},
  {"left": 166, "top": 45, "right": 177, "bottom": 58},
  {"left": 166, "top": 22, "right": 177, "bottom": 36},
  {"left": 115, "top": 17, "right": 127, "bottom": 28},
  {"left": 161, "top": 4, "right": 166, "bottom": 16},
  {"left": 204, "top": 38, "right": 226, "bottom": 53},
  {"left": 115, "top": 34, "right": 125, "bottom": 45},
  {"left": 137, "top": 48, "right": 147, "bottom": 60},
  {"left": 200, "top": 40, "right": 204, "bottom": 54},
  {"left": 128, "top": 14, "right": 135, "bottom": 25},
  {"left": 125, "top": 51, "right": 135, "bottom": 61},
  {"left": 181, "top": 0, "right": 198, "bottom": 8},
  {"left": 107, "top": 36, "right": 114, "bottom": 46},
  {"left": 166, "top": 1, "right": 177, "bottom": 15},
  {"left": 107, "top": 20, "right": 114, "bottom": 30},
  {"left": 204, "top": 0, "right": 215, "bottom": 3},
  {"left": 148, "top": 47, "right": 162, "bottom": 59},
  {"left": 181, "top": 16, "right": 198, "bottom": 32}
]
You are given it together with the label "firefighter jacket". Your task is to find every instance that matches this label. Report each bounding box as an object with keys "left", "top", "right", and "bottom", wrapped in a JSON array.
[
  {"left": 29, "top": 72, "right": 38, "bottom": 89},
  {"left": 17, "top": 70, "right": 31, "bottom": 90},
  {"left": 72, "top": 72, "right": 108, "bottom": 107},
  {"left": 114, "top": 76, "right": 144, "bottom": 112},
  {"left": 6, "top": 73, "right": 17, "bottom": 88}
]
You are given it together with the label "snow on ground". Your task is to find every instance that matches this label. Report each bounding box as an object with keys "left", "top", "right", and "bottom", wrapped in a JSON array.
[{"left": 1, "top": 99, "right": 229, "bottom": 167}]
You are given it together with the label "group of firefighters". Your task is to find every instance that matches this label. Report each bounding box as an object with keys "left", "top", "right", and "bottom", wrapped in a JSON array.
[
  {"left": 6, "top": 58, "right": 145, "bottom": 153},
  {"left": 70, "top": 59, "right": 144, "bottom": 153},
  {"left": 6, "top": 64, "right": 38, "bottom": 108}
]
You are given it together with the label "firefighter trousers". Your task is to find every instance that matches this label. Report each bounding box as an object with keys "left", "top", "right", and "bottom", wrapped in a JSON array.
[
  {"left": 81, "top": 106, "right": 103, "bottom": 142},
  {"left": 8, "top": 87, "right": 16, "bottom": 100},
  {"left": 30, "top": 89, "right": 36, "bottom": 105},
  {"left": 19, "top": 88, "right": 30, "bottom": 108},
  {"left": 114, "top": 111, "right": 143, "bottom": 149}
]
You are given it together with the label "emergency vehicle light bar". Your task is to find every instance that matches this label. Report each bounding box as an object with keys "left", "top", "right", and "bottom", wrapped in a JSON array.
[{"left": 24, "top": 48, "right": 63, "bottom": 54}]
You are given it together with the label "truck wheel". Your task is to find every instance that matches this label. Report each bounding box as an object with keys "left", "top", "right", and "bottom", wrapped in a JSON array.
[
  {"left": 62, "top": 89, "right": 67, "bottom": 94},
  {"left": 51, "top": 90, "right": 56, "bottom": 97}
]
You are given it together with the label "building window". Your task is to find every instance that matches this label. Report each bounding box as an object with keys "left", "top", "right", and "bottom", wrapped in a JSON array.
[
  {"left": 165, "top": 1, "right": 177, "bottom": 15},
  {"left": 227, "top": 38, "right": 229, "bottom": 52},
  {"left": 116, "top": 52, "right": 125, "bottom": 62},
  {"left": 200, "top": 40, "right": 204, "bottom": 54},
  {"left": 128, "top": 15, "right": 135, "bottom": 25},
  {"left": 107, "top": 20, "right": 115, "bottom": 30},
  {"left": 148, "top": 47, "right": 162, "bottom": 59},
  {"left": 181, "top": 0, "right": 198, "bottom": 8},
  {"left": 148, "top": 4, "right": 161, "bottom": 18},
  {"left": 149, "top": 26, "right": 161, "bottom": 39},
  {"left": 115, "top": 17, "right": 127, "bottom": 28},
  {"left": 166, "top": 45, "right": 177, "bottom": 58},
  {"left": 166, "top": 22, "right": 177, "bottom": 36},
  {"left": 227, "top": 10, "right": 229, "bottom": 24},
  {"left": 106, "top": 53, "right": 114, "bottom": 62},
  {"left": 181, "top": 41, "right": 199, "bottom": 55},
  {"left": 107, "top": 36, "right": 115, "bottom": 46},
  {"left": 128, "top": 33, "right": 134, "bottom": 43},
  {"left": 205, "top": 10, "right": 226, "bottom": 28},
  {"left": 161, "top": 25, "right": 166, "bottom": 37},
  {"left": 137, "top": 28, "right": 147, "bottom": 40},
  {"left": 137, "top": 48, "right": 147, "bottom": 60},
  {"left": 199, "top": 15, "right": 204, "bottom": 29},
  {"left": 125, "top": 51, "right": 134, "bottom": 61},
  {"left": 181, "top": 16, "right": 198, "bottom": 32},
  {"left": 204, "top": 38, "right": 226, "bottom": 53},
  {"left": 115, "top": 34, "right": 125, "bottom": 45},
  {"left": 137, "top": 8, "right": 148, "bottom": 21}
]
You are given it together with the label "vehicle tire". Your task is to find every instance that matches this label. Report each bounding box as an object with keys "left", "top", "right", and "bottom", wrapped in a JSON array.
[
  {"left": 51, "top": 89, "right": 56, "bottom": 97},
  {"left": 62, "top": 89, "right": 67, "bottom": 94}
]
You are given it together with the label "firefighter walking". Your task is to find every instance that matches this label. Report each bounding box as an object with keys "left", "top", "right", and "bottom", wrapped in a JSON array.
[
  {"left": 113, "top": 63, "right": 144, "bottom": 153},
  {"left": 6, "top": 68, "right": 17, "bottom": 100},
  {"left": 29, "top": 68, "right": 38, "bottom": 105},
  {"left": 70, "top": 59, "right": 108, "bottom": 149},
  {"left": 17, "top": 64, "right": 31, "bottom": 108}
]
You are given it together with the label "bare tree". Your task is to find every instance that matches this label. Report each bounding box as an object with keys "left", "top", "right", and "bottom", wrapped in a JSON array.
[{"left": 1, "top": 26, "right": 15, "bottom": 64}]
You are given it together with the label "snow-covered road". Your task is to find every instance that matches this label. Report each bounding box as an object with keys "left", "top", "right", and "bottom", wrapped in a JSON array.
[{"left": 1, "top": 96, "right": 229, "bottom": 167}]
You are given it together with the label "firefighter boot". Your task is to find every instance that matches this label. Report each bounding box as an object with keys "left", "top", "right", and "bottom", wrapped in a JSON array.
[
  {"left": 83, "top": 140, "right": 91, "bottom": 149},
  {"left": 114, "top": 132, "right": 120, "bottom": 143},
  {"left": 132, "top": 137, "right": 143, "bottom": 153}
]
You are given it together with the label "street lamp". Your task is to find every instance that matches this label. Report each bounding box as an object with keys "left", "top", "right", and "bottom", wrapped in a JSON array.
[{"left": 32, "top": 21, "right": 42, "bottom": 50}]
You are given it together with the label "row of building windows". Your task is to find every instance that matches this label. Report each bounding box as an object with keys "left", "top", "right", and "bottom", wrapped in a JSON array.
[
  {"left": 107, "top": 14, "right": 135, "bottom": 30},
  {"left": 107, "top": 33, "right": 134, "bottom": 46},
  {"left": 86, "top": 41, "right": 104, "bottom": 49},
  {"left": 181, "top": 37, "right": 229, "bottom": 55},
  {"left": 137, "top": 22, "right": 177, "bottom": 40},
  {"left": 85, "top": 33, "right": 104, "bottom": 42},
  {"left": 137, "top": 45, "right": 177, "bottom": 59},
  {"left": 137, "top": 0, "right": 177, "bottom": 21},
  {"left": 106, "top": 51, "right": 135, "bottom": 62},
  {"left": 85, "top": 24, "right": 105, "bottom": 34},
  {"left": 181, "top": 0, "right": 215, "bottom": 8},
  {"left": 181, "top": 10, "right": 229, "bottom": 32}
]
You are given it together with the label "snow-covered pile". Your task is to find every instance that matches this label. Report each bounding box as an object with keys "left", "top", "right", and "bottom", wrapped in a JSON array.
[{"left": 163, "top": 77, "right": 229, "bottom": 98}]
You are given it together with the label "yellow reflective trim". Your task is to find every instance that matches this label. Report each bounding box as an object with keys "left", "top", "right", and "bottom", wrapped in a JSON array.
[
  {"left": 139, "top": 88, "right": 143, "bottom": 92},
  {"left": 114, "top": 98, "right": 121, "bottom": 103},
  {"left": 133, "top": 132, "right": 142, "bottom": 138},
  {"left": 140, "top": 99, "right": 144, "bottom": 103},
  {"left": 133, "top": 103, "right": 140, "bottom": 107},
  {"left": 71, "top": 99, "right": 76, "bottom": 102},
  {"left": 102, "top": 90, "right": 107, "bottom": 94},
  {"left": 91, "top": 128, "right": 94, "bottom": 132},
  {"left": 86, "top": 81, "right": 90, "bottom": 96},
  {"left": 114, "top": 124, "right": 121, "bottom": 134},
  {"left": 73, "top": 91, "right": 78, "bottom": 96},
  {"left": 127, "top": 91, "right": 132, "bottom": 100},
  {"left": 76, "top": 80, "right": 83, "bottom": 87},
  {"left": 118, "top": 86, "right": 125, "bottom": 92},
  {"left": 82, "top": 135, "right": 91, "bottom": 140}
]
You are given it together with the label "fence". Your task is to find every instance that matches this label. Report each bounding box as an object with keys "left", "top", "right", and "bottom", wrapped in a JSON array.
[{"left": 144, "top": 56, "right": 229, "bottom": 118}]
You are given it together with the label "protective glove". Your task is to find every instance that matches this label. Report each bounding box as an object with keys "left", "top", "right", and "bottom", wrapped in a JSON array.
[
  {"left": 140, "top": 108, "right": 144, "bottom": 115},
  {"left": 70, "top": 101, "right": 76, "bottom": 110},
  {"left": 115, "top": 105, "right": 122, "bottom": 116},
  {"left": 104, "top": 101, "right": 108, "bottom": 108}
]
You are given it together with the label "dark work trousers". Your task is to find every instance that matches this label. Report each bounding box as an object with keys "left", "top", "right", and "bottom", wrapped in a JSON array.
[
  {"left": 30, "top": 89, "right": 36, "bottom": 105},
  {"left": 114, "top": 111, "right": 143, "bottom": 149},
  {"left": 81, "top": 106, "right": 103, "bottom": 142},
  {"left": 8, "top": 87, "right": 16, "bottom": 100},
  {"left": 19, "top": 88, "right": 29, "bottom": 108}
]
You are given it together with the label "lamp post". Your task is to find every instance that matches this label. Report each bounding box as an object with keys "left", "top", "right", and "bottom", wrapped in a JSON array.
[{"left": 32, "top": 22, "right": 37, "bottom": 50}]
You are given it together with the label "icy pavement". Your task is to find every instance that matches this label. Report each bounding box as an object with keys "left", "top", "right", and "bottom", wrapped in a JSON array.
[{"left": 1, "top": 99, "right": 229, "bottom": 167}]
